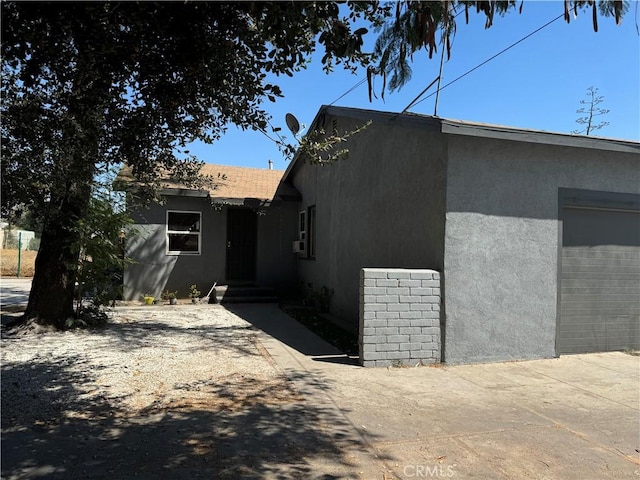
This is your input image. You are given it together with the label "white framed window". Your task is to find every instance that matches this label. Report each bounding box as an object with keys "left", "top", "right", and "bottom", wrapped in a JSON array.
[{"left": 166, "top": 210, "right": 201, "bottom": 255}]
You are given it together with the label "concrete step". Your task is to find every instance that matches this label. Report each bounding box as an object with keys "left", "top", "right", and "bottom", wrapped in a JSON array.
[{"left": 210, "top": 284, "right": 279, "bottom": 304}]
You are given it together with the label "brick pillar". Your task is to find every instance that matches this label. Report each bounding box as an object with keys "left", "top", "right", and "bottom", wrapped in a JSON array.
[{"left": 359, "top": 268, "right": 441, "bottom": 367}]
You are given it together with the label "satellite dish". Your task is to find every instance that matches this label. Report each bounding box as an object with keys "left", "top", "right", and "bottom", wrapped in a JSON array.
[{"left": 285, "top": 113, "right": 300, "bottom": 136}]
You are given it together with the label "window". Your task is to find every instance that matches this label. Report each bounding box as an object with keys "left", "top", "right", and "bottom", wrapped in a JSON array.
[
  {"left": 299, "top": 211, "right": 306, "bottom": 242},
  {"left": 307, "top": 205, "right": 316, "bottom": 259},
  {"left": 167, "top": 211, "right": 201, "bottom": 255}
]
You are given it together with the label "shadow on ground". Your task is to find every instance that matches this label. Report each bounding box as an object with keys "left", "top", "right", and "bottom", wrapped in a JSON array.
[
  {"left": 225, "top": 304, "right": 359, "bottom": 366},
  {"left": 1, "top": 309, "right": 382, "bottom": 479}
]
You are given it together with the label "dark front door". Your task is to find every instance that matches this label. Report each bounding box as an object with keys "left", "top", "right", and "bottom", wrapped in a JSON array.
[{"left": 226, "top": 208, "right": 257, "bottom": 282}]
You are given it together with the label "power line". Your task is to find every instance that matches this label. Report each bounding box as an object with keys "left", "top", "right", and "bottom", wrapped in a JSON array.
[
  {"left": 328, "top": 77, "right": 368, "bottom": 106},
  {"left": 328, "top": 4, "right": 466, "bottom": 108},
  {"left": 411, "top": 13, "right": 564, "bottom": 109},
  {"left": 311, "top": 10, "right": 563, "bottom": 121}
]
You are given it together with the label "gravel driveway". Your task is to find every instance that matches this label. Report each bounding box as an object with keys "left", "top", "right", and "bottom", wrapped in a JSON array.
[{"left": 1, "top": 305, "right": 356, "bottom": 479}]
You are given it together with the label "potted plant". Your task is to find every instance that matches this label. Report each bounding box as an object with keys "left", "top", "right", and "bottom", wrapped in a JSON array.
[
  {"left": 161, "top": 289, "right": 178, "bottom": 305},
  {"left": 189, "top": 284, "right": 201, "bottom": 304},
  {"left": 142, "top": 293, "right": 155, "bottom": 305}
]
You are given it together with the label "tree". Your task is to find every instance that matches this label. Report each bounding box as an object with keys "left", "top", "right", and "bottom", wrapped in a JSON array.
[
  {"left": 371, "top": 1, "right": 628, "bottom": 95},
  {"left": 572, "top": 86, "right": 610, "bottom": 135},
  {"left": 1, "top": 1, "right": 383, "bottom": 329},
  {"left": 1, "top": 1, "right": 626, "bottom": 329}
]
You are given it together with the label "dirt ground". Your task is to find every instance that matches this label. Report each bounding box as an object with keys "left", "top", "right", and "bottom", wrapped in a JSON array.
[
  {"left": 0, "top": 249, "right": 36, "bottom": 277},
  {"left": 1, "top": 305, "right": 358, "bottom": 479}
]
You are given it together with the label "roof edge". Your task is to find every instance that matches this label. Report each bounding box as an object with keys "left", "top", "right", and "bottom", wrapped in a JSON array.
[
  {"left": 281, "top": 106, "right": 639, "bottom": 185},
  {"left": 281, "top": 105, "right": 443, "bottom": 183},
  {"left": 440, "top": 119, "right": 639, "bottom": 154}
]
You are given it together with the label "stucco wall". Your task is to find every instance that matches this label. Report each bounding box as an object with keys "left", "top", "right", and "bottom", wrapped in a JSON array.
[
  {"left": 291, "top": 113, "right": 447, "bottom": 332},
  {"left": 256, "top": 200, "right": 300, "bottom": 293},
  {"left": 443, "top": 136, "right": 640, "bottom": 364},
  {"left": 124, "top": 196, "right": 298, "bottom": 300},
  {"left": 124, "top": 196, "right": 226, "bottom": 300}
]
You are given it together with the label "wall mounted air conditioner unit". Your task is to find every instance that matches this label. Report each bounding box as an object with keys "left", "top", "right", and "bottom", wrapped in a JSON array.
[{"left": 292, "top": 240, "right": 305, "bottom": 254}]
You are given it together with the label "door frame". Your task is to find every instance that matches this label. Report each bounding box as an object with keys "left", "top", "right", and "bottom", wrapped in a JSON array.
[{"left": 225, "top": 207, "right": 258, "bottom": 282}]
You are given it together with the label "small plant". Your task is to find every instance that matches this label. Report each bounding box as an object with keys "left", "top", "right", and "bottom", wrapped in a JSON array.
[
  {"left": 64, "top": 304, "right": 107, "bottom": 329},
  {"left": 161, "top": 290, "right": 177, "bottom": 301},
  {"left": 142, "top": 293, "right": 155, "bottom": 305},
  {"left": 161, "top": 289, "right": 178, "bottom": 305},
  {"left": 189, "top": 284, "right": 201, "bottom": 299}
]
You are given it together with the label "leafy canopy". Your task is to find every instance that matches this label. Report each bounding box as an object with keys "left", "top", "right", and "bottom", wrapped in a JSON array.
[{"left": 1, "top": 1, "right": 384, "bottom": 216}]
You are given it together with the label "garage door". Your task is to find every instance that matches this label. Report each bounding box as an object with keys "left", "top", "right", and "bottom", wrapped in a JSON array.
[{"left": 558, "top": 205, "right": 640, "bottom": 354}]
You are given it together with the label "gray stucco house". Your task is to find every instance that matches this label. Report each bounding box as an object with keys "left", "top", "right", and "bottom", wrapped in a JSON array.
[
  {"left": 123, "top": 163, "right": 300, "bottom": 301},
  {"left": 281, "top": 106, "right": 639, "bottom": 364},
  {"left": 123, "top": 105, "right": 639, "bottom": 365}
]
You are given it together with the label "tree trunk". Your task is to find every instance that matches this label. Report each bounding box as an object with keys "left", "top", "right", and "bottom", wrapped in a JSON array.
[
  {"left": 23, "top": 177, "right": 93, "bottom": 328},
  {"left": 22, "top": 125, "right": 96, "bottom": 329},
  {"left": 20, "top": 39, "right": 104, "bottom": 329},
  {"left": 24, "top": 221, "right": 82, "bottom": 328}
]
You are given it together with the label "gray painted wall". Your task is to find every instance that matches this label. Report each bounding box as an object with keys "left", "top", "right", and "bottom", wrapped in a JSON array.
[
  {"left": 256, "top": 200, "right": 300, "bottom": 293},
  {"left": 290, "top": 113, "right": 447, "bottom": 332},
  {"left": 124, "top": 196, "right": 298, "bottom": 300},
  {"left": 443, "top": 136, "right": 640, "bottom": 364}
]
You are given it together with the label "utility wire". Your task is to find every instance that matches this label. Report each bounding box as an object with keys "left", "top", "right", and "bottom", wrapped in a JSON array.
[
  {"left": 329, "top": 10, "right": 461, "bottom": 108},
  {"left": 328, "top": 77, "right": 368, "bottom": 106},
  {"left": 411, "top": 13, "right": 564, "bottom": 109},
  {"left": 400, "top": 76, "right": 440, "bottom": 115},
  {"left": 299, "top": 9, "right": 562, "bottom": 124}
]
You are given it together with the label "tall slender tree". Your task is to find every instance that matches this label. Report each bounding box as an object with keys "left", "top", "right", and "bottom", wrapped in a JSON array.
[{"left": 572, "top": 86, "right": 610, "bottom": 135}]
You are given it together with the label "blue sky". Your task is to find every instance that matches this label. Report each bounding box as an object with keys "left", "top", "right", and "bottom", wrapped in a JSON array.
[{"left": 188, "top": 1, "right": 639, "bottom": 170}]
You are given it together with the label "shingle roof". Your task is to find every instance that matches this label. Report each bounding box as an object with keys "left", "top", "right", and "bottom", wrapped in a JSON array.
[
  {"left": 201, "top": 163, "right": 285, "bottom": 201},
  {"left": 116, "top": 163, "right": 296, "bottom": 202}
]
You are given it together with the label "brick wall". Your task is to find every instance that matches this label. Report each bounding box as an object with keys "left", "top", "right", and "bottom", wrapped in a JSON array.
[{"left": 359, "top": 268, "right": 441, "bottom": 367}]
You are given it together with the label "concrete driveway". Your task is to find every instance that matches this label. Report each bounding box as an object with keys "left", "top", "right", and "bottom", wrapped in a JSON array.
[
  {"left": 230, "top": 304, "right": 640, "bottom": 479},
  {"left": 0, "top": 277, "right": 31, "bottom": 309}
]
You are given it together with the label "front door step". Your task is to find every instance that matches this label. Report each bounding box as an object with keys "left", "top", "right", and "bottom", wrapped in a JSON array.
[{"left": 212, "top": 285, "right": 278, "bottom": 304}]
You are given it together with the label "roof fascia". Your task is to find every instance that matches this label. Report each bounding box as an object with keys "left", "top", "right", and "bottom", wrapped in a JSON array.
[
  {"left": 160, "top": 188, "right": 209, "bottom": 198},
  {"left": 440, "top": 120, "right": 640, "bottom": 155}
]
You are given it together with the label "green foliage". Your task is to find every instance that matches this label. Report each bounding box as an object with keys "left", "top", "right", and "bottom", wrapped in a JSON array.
[
  {"left": 64, "top": 304, "right": 108, "bottom": 330},
  {"left": 189, "top": 284, "right": 201, "bottom": 299},
  {"left": 371, "top": 1, "right": 627, "bottom": 95},
  {"left": 1, "top": 2, "right": 388, "bottom": 325},
  {"left": 161, "top": 290, "right": 177, "bottom": 301},
  {"left": 4, "top": 208, "right": 43, "bottom": 235},
  {"left": 27, "top": 237, "right": 40, "bottom": 251},
  {"left": 1, "top": 1, "right": 385, "bottom": 212},
  {"left": 276, "top": 119, "right": 372, "bottom": 164},
  {"left": 74, "top": 192, "right": 133, "bottom": 312}
]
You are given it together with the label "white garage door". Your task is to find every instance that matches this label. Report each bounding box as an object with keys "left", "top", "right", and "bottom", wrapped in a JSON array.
[{"left": 558, "top": 205, "right": 640, "bottom": 354}]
